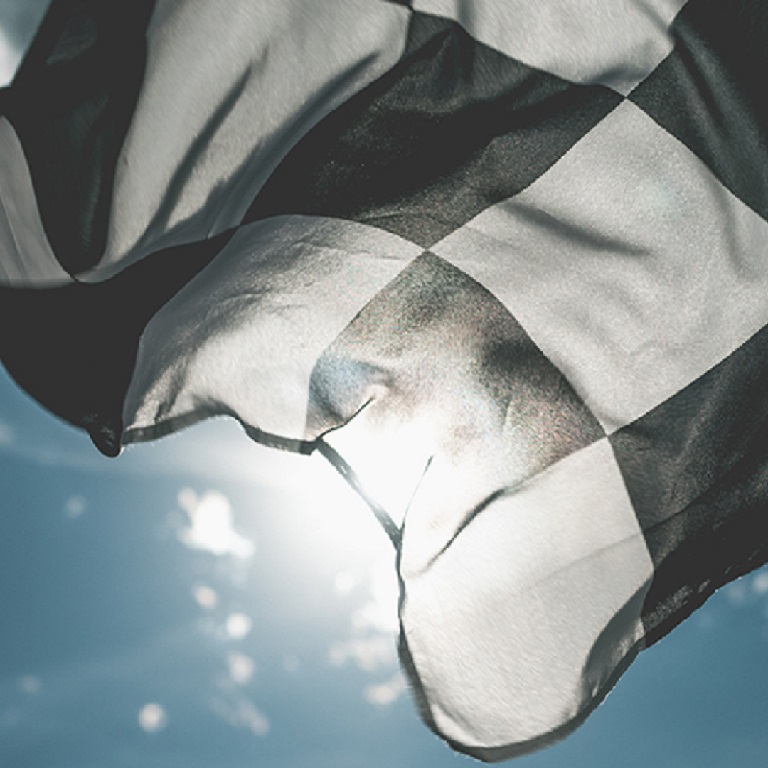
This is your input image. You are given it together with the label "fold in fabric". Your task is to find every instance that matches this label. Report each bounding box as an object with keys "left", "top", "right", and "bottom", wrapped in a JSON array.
[{"left": 3, "top": 0, "right": 768, "bottom": 760}]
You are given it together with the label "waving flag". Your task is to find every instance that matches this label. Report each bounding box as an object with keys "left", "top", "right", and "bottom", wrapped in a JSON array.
[{"left": 3, "top": 0, "right": 768, "bottom": 760}]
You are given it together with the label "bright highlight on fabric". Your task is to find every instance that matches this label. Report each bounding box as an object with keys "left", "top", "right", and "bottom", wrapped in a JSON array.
[{"left": 2, "top": 0, "right": 768, "bottom": 761}]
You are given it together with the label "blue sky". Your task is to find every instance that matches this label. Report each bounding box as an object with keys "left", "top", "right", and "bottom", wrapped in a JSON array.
[
  {"left": 4, "top": 353, "right": 768, "bottom": 768},
  {"left": 2, "top": 4, "right": 768, "bottom": 766}
]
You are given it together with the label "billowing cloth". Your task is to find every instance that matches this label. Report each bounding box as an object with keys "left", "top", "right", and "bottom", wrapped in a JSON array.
[{"left": 2, "top": 1, "right": 768, "bottom": 760}]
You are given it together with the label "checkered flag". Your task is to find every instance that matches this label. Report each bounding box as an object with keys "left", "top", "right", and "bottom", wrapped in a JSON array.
[{"left": 2, "top": 0, "right": 768, "bottom": 760}]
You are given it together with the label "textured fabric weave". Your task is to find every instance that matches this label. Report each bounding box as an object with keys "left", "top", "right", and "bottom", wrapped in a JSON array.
[{"left": 2, "top": 0, "right": 768, "bottom": 760}]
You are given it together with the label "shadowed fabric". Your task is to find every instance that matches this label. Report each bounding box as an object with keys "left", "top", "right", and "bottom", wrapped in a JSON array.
[
  {"left": 3, "top": 0, "right": 768, "bottom": 761},
  {"left": 2, "top": 0, "right": 157, "bottom": 275}
]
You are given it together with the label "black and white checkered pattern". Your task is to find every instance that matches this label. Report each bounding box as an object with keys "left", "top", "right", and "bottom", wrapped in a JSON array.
[{"left": 2, "top": 0, "right": 768, "bottom": 760}]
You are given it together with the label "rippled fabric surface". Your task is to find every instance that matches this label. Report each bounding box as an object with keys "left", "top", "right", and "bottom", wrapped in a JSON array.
[{"left": 2, "top": 0, "right": 768, "bottom": 760}]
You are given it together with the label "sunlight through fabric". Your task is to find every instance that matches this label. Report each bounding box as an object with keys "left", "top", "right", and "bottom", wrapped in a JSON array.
[
  {"left": 278, "top": 450, "right": 398, "bottom": 571},
  {"left": 323, "top": 415, "right": 440, "bottom": 529}
]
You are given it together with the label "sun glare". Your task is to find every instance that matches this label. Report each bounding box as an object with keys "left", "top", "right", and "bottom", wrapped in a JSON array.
[{"left": 323, "top": 415, "right": 438, "bottom": 529}]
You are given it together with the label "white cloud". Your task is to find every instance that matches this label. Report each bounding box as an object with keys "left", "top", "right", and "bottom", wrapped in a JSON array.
[
  {"left": 695, "top": 611, "right": 715, "bottom": 632},
  {"left": 192, "top": 584, "right": 219, "bottom": 610},
  {"left": 350, "top": 559, "right": 399, "bottom": 634},
  {"left": 236, "top": 702, "right": 270, "bottom": 736},
  {"left": 329, "top": 635, "right": 395, "bottom": 673},
  {"left": 725, "top": 580, "right": 748, "bottom": 607},
  {"left": 210, "top": 695, "right": 269, "bottom": 737},
  {"left": 177, "top": 488, "right": 254, "bottom": 559},
  {"left": 351, "top": 600, "right": 398, "bottom": 635},
  {"left": 138, "top": 703, "right": 168, "bottom": 733},
  {"left": 225, "top": 612, "right": 253, "bottom": 640},
  {"left": 0, "top": 420, "right": 14, "bottom": 447},
  {"left": 364, "top": 673, "right": 406, "bottom": 707},
  {"left": 18, "top": 675, "right": 41, "bottom": 695},
  {"left": 227, "top": 653, "right": 255, "bottom": 685},
  {"left": 752, "top": 570, "right": 768, "bottom": 595},
  {"left": 64, "top": 495, "right": 87, "bottom": 519},
  {"left": 328, "top": 555, "right": 401, "bottom": 706}
]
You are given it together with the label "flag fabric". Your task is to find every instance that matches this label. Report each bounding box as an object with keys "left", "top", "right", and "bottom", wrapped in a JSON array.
[{"left": 2, "top": 0, "right": 768, "bottom": 760}]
